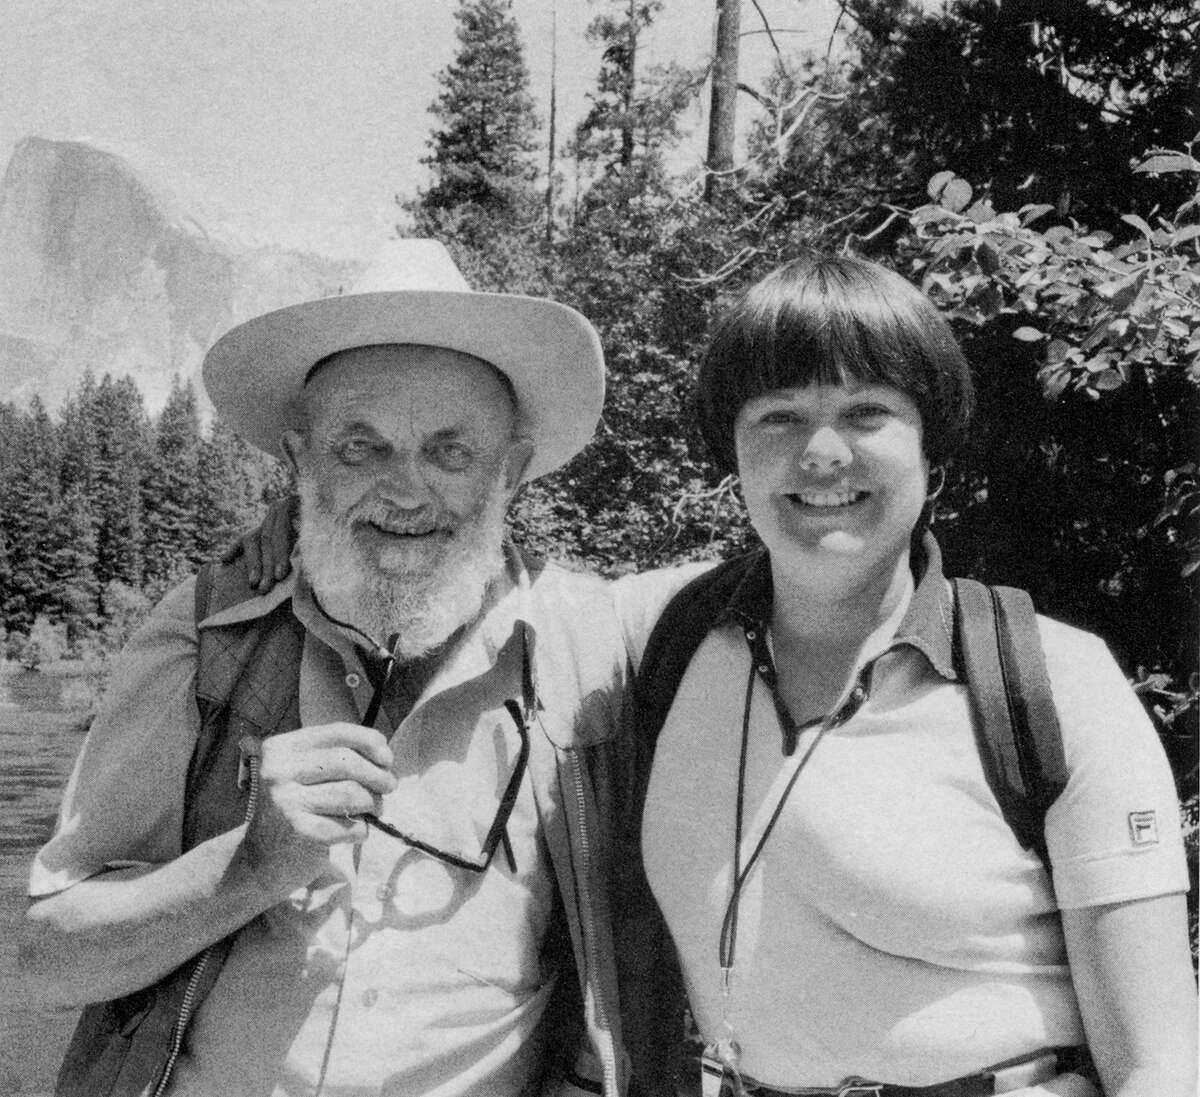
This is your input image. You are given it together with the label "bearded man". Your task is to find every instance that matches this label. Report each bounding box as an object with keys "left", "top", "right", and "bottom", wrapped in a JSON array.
[{"left": 21, "top": 242, "right": 631, "bottom": 1097}]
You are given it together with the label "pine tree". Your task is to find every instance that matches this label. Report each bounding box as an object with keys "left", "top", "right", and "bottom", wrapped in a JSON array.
[
  {"left": 569, "top": 0, "right": 694, "bottom": 189},
  {"left": 59, "top": 368, "right": 100, "bottom": 501},
  {"left": 142, "top": 377, "right": 202, "bottom": 585},
  {"left": 195, "top": 418, "right": 272, "bottom": 559},
  {"left": 0, "top": 401, "right": 20, "bottom": 494},
  {"left": 56, "top": 371, "right": 103, "bottom": 637},
  {"left": 2, "top": 398, "right": 62, "bottom": 632},
  {"left": 0, "top": 521, "right": 12, "bottom": 639},
  {"left": 92, "top": 375, "right": 150, "bottom": 592},
  {"left": 0, "top": 403, "right": 19, "bottom": 633},
  {"left": 52, "top": 482, "right": 101, "bottom": 647},
  {"left": 418, "top": 0, "right": 541, "bottom": 221}
]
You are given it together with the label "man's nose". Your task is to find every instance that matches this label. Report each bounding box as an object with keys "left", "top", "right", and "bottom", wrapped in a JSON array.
[
  {"left": 377, "top": 454, "right": 430, "bottom": 508},
  {"left": 799, "top": 424, "right": 852, "bottom": 471}
]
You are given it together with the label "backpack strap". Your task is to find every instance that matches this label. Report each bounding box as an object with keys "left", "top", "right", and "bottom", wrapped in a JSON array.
[
  {"left": 621, "top": 556, "right": 761, "bottom": 1094},
  {"left": 953, "top": 578, "right": 1067, "bottom": 869},
  {"left": 633, "top": 552, "right": 765, "bottom": 749}
]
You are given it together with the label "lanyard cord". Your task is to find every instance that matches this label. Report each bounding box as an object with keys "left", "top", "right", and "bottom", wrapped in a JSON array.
[
  {"left": 717, "top": 637, "right": 834, "bottom": 976},
  {"left": 310, "top": 589, "right": 413, "bottom": 729}
]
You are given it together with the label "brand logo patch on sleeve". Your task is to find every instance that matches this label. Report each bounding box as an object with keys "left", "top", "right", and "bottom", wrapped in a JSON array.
[{"left": 1127, "top": 811, "right": 1159, "bottom": 846}]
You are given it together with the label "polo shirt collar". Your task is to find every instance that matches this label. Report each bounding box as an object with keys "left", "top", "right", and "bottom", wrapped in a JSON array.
[
  {"left": 713, "top": 531, "right": 958, "bottom": 683},
  {"left": 889, "top": 533, "right": 957, "bottom": 681}
]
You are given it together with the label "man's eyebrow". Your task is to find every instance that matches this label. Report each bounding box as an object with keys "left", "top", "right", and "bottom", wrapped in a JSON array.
[
  {"left": 324, "top": 422, "right": 477, "bottom": 445},
  {"left": 426, "top": 426, "right": 471, "bottom": 442},
  {"left": 322, "top": 419, "right": 384, "bottom": 445},
  {"left": 328, "top": 419, "right": 382, "bottom": 437}
]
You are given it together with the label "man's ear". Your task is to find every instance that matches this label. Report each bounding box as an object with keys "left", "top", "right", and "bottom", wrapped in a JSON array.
[
  {"left": 503, "top": 439, "right": 535, "bottom": 494},
  {"left": 281, "top": 429, "right": 306, "bottom": 476}
]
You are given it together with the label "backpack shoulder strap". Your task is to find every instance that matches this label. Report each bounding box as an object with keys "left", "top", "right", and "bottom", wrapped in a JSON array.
[
  {"left": 634, "top": 553, "right": 764, "bottom": 750},
  {"left": 953, "top": 578, "right": 1068, "bottom": 869}
]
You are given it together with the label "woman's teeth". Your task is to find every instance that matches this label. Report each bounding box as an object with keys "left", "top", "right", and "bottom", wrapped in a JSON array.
[{"left": 792, "top": 490, "right": 866, "bottom": 508}]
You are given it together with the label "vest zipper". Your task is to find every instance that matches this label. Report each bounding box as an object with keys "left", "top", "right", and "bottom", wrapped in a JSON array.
[
  {"left": 565, "top": 750, "right": 618, "bottom": 1096},
  {"left": 152, "top": 749, "right": 262, "bottom": 1097}
]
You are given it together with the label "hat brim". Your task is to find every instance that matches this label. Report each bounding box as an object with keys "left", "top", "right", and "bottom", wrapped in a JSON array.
[{"left": 202, "top": 290, "right": 605, "bottom": 482}]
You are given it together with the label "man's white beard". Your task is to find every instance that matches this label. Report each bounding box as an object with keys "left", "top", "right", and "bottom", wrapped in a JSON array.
[{"left": 296, "top": 474, "right": 509, "bottom": 660}]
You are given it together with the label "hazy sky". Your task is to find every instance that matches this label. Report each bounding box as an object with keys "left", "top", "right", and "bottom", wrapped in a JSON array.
[{"left": 1, "top": 0, "right": 846, "bottom": 260}]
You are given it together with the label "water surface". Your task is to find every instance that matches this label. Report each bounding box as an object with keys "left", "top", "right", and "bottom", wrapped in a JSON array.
[{"left": 0, "top": 670, "right": 86, "bottom": 1096}]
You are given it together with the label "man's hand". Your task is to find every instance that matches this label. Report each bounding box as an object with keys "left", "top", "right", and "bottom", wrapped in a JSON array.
[
  {"left": 221, "top": 494, "right": 299, "bottom": 593},
  {"left": 242, "top": 723, "right": 397, "bottom": 890},
  {"left": 21, "top": 727, "right": 397, "bottom": 1008}
]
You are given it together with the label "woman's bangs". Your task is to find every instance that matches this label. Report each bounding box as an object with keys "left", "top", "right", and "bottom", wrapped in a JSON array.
[{"left": 756, "top": 305, "right": 904, "bottom": 394}]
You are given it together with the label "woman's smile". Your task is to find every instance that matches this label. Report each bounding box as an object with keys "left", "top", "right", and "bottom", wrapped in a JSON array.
[
  {"left": 785, "top": 488, "right": 870, "bottom": 510},
  {"left": 734, "top": 382, "right": 929, "bottom": 590}
]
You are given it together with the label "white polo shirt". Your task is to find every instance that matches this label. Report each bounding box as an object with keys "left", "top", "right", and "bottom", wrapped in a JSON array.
[{"left": 618, "top": 550, "right": 1188, "bottom": 1088}]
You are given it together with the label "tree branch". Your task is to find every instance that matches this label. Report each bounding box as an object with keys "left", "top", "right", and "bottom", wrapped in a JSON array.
[
  {"left": 825, "top": 0, "right": 851, "bottom": 71},
  {"left": 737, "top": 81, "right": 773, "bottom": 110},
  {"left": 747, "top": 0, "right": 782, "bottom": 62}
]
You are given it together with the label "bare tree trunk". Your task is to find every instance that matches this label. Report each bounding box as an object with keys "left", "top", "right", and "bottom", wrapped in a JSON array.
[
  {"left": 622, "top": 0, "right": 638, "bottom": 169},
  {"left": 704, "top": 0, "right": 741, "bottom": 202},
  {"left": 546, "top": 3, "right": 557, "bottom": 240}
]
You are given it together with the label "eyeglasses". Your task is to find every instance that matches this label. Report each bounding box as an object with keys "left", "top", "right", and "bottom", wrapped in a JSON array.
[
  {"left": 361, "top": 698, "right": 530, "bottom": 874},
  {"left": 317, "top": 595, "right": 533, "bottom": 876}
]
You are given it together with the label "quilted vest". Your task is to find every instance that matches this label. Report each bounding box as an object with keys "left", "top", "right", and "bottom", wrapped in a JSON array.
[{"left": 55, "top": 560, "right": 305, "bottom": 1097}]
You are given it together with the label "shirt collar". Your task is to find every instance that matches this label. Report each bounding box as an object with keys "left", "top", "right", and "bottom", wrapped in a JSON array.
[
  {"left": 197, "top": 568, "right": 298, "bottom": 630},
  {"left": 197, "top": 542, "right": 540, "bottom": 704},
  {"left": 889, "top": 533, "right": 957, "bottom": 681},
  {"left": 713, "top": 531, "right": 958, "bottom": 682}
]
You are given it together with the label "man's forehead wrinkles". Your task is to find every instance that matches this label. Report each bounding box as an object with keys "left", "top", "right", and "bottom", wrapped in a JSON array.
[{"left": 318, "top": 399, "right": 485, "bottom": 445}]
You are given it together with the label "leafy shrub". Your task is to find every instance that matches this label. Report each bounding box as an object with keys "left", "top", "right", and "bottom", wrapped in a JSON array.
[
  {"left": 98, "top": 580, "right": 153, "bottom": 656},
  {"left": 898, "top": 154, "right": 1199, "bottom": 955},
  {"left": 19, "top": 615, "right": 66, "bottom": 671}
]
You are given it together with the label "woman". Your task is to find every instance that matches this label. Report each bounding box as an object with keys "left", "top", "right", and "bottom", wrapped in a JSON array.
[
  {"left": 610, "top": 256, "right": 1195, "bottom": 1097},
  {"left": 230, "top": 257, "right": 1195, "bottom": 1096}
]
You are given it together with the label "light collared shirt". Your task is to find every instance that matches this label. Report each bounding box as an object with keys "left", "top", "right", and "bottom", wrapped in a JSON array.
[
  {"left": 32, "top": 546, "right": 562, "bottom": 1097},
  {"left": 617, "top": 547, "right": 1188, "bottom": 1088}
]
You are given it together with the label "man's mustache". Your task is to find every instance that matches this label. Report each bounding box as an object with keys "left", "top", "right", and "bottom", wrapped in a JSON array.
[{"left": 346, "top": 501, "right": 450, "bottom": 539}]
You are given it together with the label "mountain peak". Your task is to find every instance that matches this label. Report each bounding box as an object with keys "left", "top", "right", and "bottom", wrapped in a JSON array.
[{"left": 0, "top": 135, "right": 362, "bottom": 415}]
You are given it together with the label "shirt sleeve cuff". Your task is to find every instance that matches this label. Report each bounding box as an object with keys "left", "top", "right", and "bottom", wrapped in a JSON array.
[
  {"left": 28, "top": 859, "right": 155, "bottom": 898},
  {"left": 1052, "top": 845, "right": 1189, "bottom": 910}
]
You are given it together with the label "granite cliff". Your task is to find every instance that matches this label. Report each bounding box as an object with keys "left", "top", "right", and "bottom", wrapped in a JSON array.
[{"left": 0, "top": 136, "right": 361, "bottom": 413}]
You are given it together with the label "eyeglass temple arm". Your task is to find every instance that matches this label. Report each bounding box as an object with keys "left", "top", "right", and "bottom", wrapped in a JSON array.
[{"left": 484, "top": 700, "right": 532, "bottom": 873}]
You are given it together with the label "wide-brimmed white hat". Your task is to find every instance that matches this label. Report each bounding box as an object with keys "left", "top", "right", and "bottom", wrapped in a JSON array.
[{"left": 202, "top": 239, "right": 604, "bottom": 481}]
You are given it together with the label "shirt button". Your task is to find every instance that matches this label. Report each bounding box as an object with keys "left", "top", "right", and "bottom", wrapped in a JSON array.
[
  {"left": 851, "top": 685, "right": 867, "bottom": 704},
  {"left": 376, "top": 883, "right": 394, "bottom": 901},
  {"left": 345, "top": 672, "right": 361, "bottom": 689},
  {"left": 361, "top": 987, "right": 379, "bottom": 1008}
]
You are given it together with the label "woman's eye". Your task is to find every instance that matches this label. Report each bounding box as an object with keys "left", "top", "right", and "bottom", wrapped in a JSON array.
[
  {"left": 846, "top": 404, "right": 890, "bottom": 424},
  {"left": 760, "top": 410, "right": 800, "bottom": 425}
]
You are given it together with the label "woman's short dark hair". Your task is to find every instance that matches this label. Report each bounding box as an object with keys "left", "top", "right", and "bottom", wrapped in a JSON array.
[{"left": 696, "top": 255, "right": 975, "bottom": 475}]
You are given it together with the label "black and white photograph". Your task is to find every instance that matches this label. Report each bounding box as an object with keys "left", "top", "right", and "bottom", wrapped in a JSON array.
[{"left": 0, "top": 2, "right": 1195, "bottom": 1095}]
